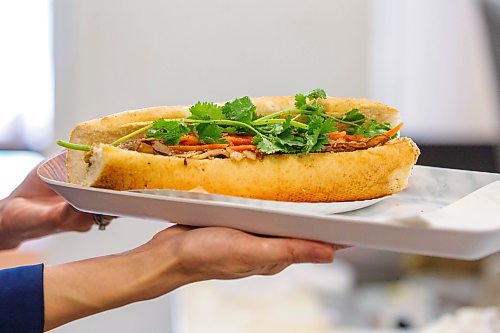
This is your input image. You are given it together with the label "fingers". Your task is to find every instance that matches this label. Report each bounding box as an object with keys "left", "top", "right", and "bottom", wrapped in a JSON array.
[
  {"left": 250, "top": 238, "right": 335, "bottom": 277},
  {"left": 50, "top": 202, "right": 94, "bottom": 233},
  {"left": 242, "top": 237, "right": 335, "bottom": 277},
  {"left": 260, "top": 237, "right": 335, "bottom": 265},
  {"left": 138, "top": 226, "right": 338, "bottom": 283},
  {"left": 0, "top": 198, "right": 91, "bottom": 245}
]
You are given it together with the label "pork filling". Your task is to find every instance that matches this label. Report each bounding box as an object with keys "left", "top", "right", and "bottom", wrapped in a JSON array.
[{"left": 118, "top": 133, "right": 391, "bottom": 161}]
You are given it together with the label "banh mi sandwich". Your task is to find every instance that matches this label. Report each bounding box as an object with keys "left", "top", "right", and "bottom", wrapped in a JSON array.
[{"left": 58, "top": 89, "right": 420, "bottom": 202}]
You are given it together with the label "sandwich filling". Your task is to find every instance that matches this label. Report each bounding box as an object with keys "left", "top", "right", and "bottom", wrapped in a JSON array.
[
  {"left": 117, "top": 131, "right": 393, "bottom": 161},
  {"left": 59, "top": 88, "right": 402, "bottom": 163}
]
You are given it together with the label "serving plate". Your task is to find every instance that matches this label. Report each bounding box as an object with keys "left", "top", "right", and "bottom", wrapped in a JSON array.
[
  {"left": 38, "top": 152, "right": 500, "bottom": 260},
  {"left": 132, "top": 189, "right": 388, "bottom": 215}
]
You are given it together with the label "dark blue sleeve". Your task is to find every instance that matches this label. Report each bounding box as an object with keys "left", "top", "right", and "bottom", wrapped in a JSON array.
[{"left": 0, "top": 264, "right": 44, "bottom": 333}]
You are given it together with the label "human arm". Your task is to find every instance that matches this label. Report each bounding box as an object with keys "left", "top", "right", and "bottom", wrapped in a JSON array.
[
  {"left": 0, "top": 165, "right": 334, "bottom": 331},
  {"left": 0, "top": 167, "right": 94, "bottom": 250},
  {"left": 43, "top": 225, "right": 335, "bottom": 331}
]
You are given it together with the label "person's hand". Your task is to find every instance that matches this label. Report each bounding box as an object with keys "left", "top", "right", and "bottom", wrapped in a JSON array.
[
  {"left": 131, "top": 225, "right": 335, "bottom": 297},
  {"left": 44, "top": 225, "right": 335, "bottom": 330},
  {"left": 0, "top": 167, "right": 94, "bottom": 250}
]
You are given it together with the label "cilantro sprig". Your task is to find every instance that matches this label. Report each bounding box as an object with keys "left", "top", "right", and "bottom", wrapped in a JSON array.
[
  {"left": 144, "top": 91, "right": 338, "bottom": 154},
  {"left": 57, "top": 88, "right": 398, "bottom": 154},
  {"left": 338, "top": 109, "right": 392, "bottom": 137}
]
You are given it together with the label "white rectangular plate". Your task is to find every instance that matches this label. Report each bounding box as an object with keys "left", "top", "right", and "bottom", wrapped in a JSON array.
[{"left": 38, "top": 152, "right": 500, "bottom": 260}]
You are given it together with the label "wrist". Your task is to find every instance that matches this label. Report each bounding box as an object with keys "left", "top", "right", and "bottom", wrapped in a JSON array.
[
  {"left": 44, "top": 250, "right": 184, "bottom": 330},
  {"left": 121, "top": 244, "right": 187, "bottom": 302},
  {"left": 43, "top": 228, "right": 195, "bottom": 330}
]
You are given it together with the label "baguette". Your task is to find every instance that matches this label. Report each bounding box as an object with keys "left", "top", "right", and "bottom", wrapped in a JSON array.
[{"left": 65, "top": 95, "right": 420, "bottom": 202}]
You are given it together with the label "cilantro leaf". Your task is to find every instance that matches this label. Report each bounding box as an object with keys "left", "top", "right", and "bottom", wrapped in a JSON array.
[
  {"left": 279, "top": 116, "right": 292, "bottom": 134},
  {"left": 341, "top": 109, "right": 366, "bottom": 125},
  {"left": 306, "top": 88, "right": 327, "bottom": 100},
  {"left": 222, "top": 96, "right": 257, "bottom": 123},
  {"left": 305, "top": 115, "right": 325, "bottom": 152},
  {"left": 306, "top": 115, "right": 324, "bottom": 132},
  {"left": 340, "top": 109, "right": 389, "bottom": 138},
  {"left": 310, "top": 102, "right": 325, "bottom": 114},
  {"left": 320, "top": 118, "right": 336, "bottom": 134},
  {"left": 221, "top": 126, "right": 237, "bottom": 135},
  {"left": 147, "top": 119, "right": 190, "bottom": 145},
  {"left": 295, "top": 93, "right": 307, "bottom": 109},
  {"left": 351, "top": 120, "right": 391, "bottom": 138},
  {"left": 250, "top": 112, "right": 336, "bottom": 155},
  {"left": 189, "top": 102, "right": 225, "bottom": 120},
  {"left": 194, "top": 123, "right": 226, "bottom": 144},
  {"left": 277, "top": 130, "right": 306, "bottom": 149},
  {"left": 259, "top": 116, "right": 292, "bottom": 136},
  {"left": 294, "top": 89, "right": 327, "bottom": 113},
  {"left": 253, "top": 136, "right": 283, "bottom": 154},
  {"left": 311, "top": 134, "right": 330, "bottom": 152},
  {"left": 141, "top": 89, "right": 389, "bottom": 157},
  {"left": 337, "top": 109, "right": 391, "bottom": 138}
]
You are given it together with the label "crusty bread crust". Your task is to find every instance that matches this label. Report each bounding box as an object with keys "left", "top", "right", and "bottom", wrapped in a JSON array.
[{"left": 66, "top": 96, "right": 418, "bottom": 202}]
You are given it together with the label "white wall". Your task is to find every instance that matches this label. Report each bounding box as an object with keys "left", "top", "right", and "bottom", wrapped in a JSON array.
[
  {"left": 53, "top": 0, "right": 500, "bottom": 149},
  {"left": 53, "top": 0, "right": 370, "bottom": 146},
  {"left": 51, "top": 1, "right": 370, "bottom": 332},
  {"left": 369, "top": 0, "right": 500, "bottom": 144}
]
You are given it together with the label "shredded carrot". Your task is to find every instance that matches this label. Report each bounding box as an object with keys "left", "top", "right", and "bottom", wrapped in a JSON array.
[
  {"left": 345, "top": 134, "right": 365, "bottom": 142},
  {"left": 180, "top": 134, "right": 201, "bottom": 145},
  {"left": 228, "top": 138, "right": 254, "bottom": 145},
  {"left": 327, "top": 131, "right": 347, "bottom": 140},
  {"left": 168, "top": 144, "right": 229, "bottom": 151},
  {"left": 385, "top": 122, "right": 404, "bottom": 138},
  {"left": 224, "top": 135, "right": 254, "bottom": 146},
  {"left": 327, "top": 131, "right": 370, "bottom": 142},
  {"left": 227, "top": 145, "right": 257, "bottom": 151}
]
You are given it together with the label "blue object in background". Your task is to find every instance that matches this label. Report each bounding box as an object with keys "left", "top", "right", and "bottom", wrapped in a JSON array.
[{"left": 0, "top": 264, "right": 44, "bottom": 333}]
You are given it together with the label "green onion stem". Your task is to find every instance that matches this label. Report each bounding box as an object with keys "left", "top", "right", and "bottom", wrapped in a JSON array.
[
  {"left": 251, "top": 118, "right": 309, "bottom": 130},
  {"left": 255, "top": 108, "right": 364, "bottom": 128},
  {"left": 323, "top": 114, "right": 364, "bottom": 127},
  {"left": 255, "top": 109, "right": 301, "bottom": 122},
  {"left": 111, "top": 123, "right": 154, "bottom": 146},
  {"left": 57, "top": 140, "right": 91, "bottom": 151}
]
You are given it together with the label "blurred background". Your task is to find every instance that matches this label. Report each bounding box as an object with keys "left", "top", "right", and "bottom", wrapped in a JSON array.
[{"left": 0, "top": 0, "right": 499, "bottom": 332}]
